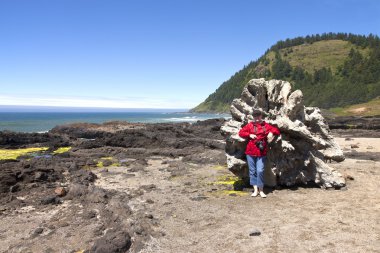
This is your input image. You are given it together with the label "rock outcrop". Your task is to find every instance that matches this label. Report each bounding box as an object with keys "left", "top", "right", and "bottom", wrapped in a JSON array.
[{"left": 221, "top": 78, "right": 346, "bottom": 189}]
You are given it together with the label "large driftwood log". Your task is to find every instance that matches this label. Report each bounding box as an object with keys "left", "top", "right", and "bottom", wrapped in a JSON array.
[{"left": 221, "top": 78, "right": 345, "bottom": 189}]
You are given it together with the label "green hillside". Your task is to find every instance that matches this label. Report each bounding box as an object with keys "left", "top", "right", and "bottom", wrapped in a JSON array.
[
  {"left": 191, "top": 33, "right": 380, "bottom": 113},
  {"left": 328, "top": 96, "right": 380, "bottom": 117}
]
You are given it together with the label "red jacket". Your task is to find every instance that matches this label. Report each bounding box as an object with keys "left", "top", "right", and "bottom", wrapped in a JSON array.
[{"left": 238, "top": 121, "right": 281, "bottom": 157}]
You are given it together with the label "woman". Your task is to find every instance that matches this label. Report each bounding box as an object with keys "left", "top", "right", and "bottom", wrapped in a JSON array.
[{"left": 238, "top": 110, "right": 281, "bottom": 198}]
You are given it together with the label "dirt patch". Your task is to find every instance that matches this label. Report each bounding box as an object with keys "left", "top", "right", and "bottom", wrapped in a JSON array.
[{"left": 348, "top": 106, "right": 368, "bottom": 114}]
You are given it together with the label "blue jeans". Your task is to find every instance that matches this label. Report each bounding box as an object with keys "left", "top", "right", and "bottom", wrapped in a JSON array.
[{"left": 246, "top": 155, "right": 266, "bottom": 188}]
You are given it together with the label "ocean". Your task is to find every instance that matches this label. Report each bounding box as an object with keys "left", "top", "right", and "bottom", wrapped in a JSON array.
[{"left": 0, "top": 112, "right": 230, "bottom": 133}]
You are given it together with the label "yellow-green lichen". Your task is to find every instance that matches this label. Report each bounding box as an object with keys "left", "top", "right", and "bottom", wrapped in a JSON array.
[
  {"left": 96, "top": 159, "right": 120, "bottom": 168},
  {"left": 213, "top": 174, "right": 240, "bottom": 185},
  {"left": 212, "top": 165, "right": 227, "bottom": 170},
  {"left": 0, "top": 147, "right": 49, "bottom": 160},
  {"left": 217, "top": 174, "right": 239, "bottom": 181},
  {"left": 214, "top": 181, "right": 236, "bottom": 185},
  {"left": 53, "top": 147, "right": 72, "bottom": 154},
  {"left": 95, "top": 157, "right": 116, "bottom": 167},
  {"left": 210, "top": 174, "right": 247, "bottom": 191}
]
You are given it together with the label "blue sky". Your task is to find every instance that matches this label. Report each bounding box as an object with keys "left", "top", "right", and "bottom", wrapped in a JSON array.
[{"left": 0, "top": 0, "right": 379, "bottom": 109}]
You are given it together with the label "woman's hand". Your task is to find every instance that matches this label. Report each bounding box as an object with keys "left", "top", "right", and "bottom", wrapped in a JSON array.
[
  {"left": 267, "top": 132, "right": 274, "bottom": 142},
  {"left": 249, "top": 134, "right": 257, "bottom": 139}
]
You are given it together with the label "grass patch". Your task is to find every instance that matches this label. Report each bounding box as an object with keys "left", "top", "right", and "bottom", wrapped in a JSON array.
[
  {"left": 282, "top": 40, "right": 352, "bottom": 72},
  {"left": 0, "top": 147, "right": 49, "bottom": 160},
  {"left": 329, "top": 97, "right": 380, "bottom": 116}
]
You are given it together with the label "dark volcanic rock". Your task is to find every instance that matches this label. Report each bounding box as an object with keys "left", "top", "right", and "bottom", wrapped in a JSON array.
[
  {"left": 86, "top": 186, "right": 108, "bottom": 203},
  {"left": 71, "top": 170, "right": 97, "bottom": 185},
  {"left": 331, "top": 128, "right": 380, "bottom": 138},
  {"left": 51, "top": 118, "right": 226, "bottom": 154},
  {"left": 0, "top": 169, "right": 17, "bottom": 193},
  {"left": 40, "top": 196, "right": 61, "bottom": 205},
  {"left": 0, "top": 131, "right": 68, "bottom": 148},
  {"left": 326, "top": 115, "right": 380, "bottom": 130},
  {"left": 30, "top": 227, "right": 44, "bottom": 238},
  {"left": 102, "top": 159, "right": 113, "bottom": 167},
  {"left": 249, "top": 228, "right": 261, "bottom": 236},
  {"left": 51, "top": 123, "right": 106, "bottom": 139},
  {"left": 0, "top": 158, "right": 65, "bottom": 194},
  {"left": 90, "top": 229, "right": 132, "bottom": 253},
  {"left": 82, "top": 210, "right": 97, "bottom": 220},
  {"left": 65, "top": 183, "right": 89, "bottom": 199}
]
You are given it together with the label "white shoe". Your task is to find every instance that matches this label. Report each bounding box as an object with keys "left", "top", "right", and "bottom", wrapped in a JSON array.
[
  {"left": 259, "top": 191, "right": 267, "bottom": 198},
  {"left": 251, "top": 191, "right": 258, "bottom": 197}
]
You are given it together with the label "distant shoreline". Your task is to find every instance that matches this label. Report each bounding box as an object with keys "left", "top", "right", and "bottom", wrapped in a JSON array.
[{"left": 0, "top": 111, "right": 231, "bottom": 133}]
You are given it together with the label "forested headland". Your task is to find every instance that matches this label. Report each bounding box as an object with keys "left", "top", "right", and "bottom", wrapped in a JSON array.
[{"left": 191, "top": 33, "right": 380, "bottom": 113}]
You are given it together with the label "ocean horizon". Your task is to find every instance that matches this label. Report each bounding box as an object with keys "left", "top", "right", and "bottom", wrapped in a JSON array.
[
  {"left": 0, "top": 105, "right": 192, "bottom": 113},
  {"left": 0, "top": 110, "right": 230, "bottom": 133}
]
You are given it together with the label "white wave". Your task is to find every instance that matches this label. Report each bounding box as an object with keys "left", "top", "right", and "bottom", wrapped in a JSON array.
[{"left": 163, "top": 117, "right": 201, "bottom": 122}]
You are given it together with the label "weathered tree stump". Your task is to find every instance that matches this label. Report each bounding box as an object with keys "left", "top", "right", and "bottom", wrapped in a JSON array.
[{"left": 221, "top": 78, "right": 345, "bottom": 189}]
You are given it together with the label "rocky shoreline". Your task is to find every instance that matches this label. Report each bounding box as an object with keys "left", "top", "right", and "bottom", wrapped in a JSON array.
[
  {"left": 0, "top": 119, "right": 226, "bottom": 252},
  {"left": 0, "top": 118, "right": 379, "bottom": 252},
  {"left": 324, "top": 115, "right": 380, "bottom": 138},
  {"left": 326, "top": 115, "right": 380, "bottom": 130}
]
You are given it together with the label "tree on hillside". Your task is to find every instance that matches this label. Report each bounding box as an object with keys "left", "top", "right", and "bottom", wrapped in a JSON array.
[{"left": 271, "top": 52, "right": 292, "bottom": 79}]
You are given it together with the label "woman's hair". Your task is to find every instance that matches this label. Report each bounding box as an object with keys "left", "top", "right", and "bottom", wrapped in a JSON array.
[{"left": 252, "top": 109, "right": 263, "bottom": 117}]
